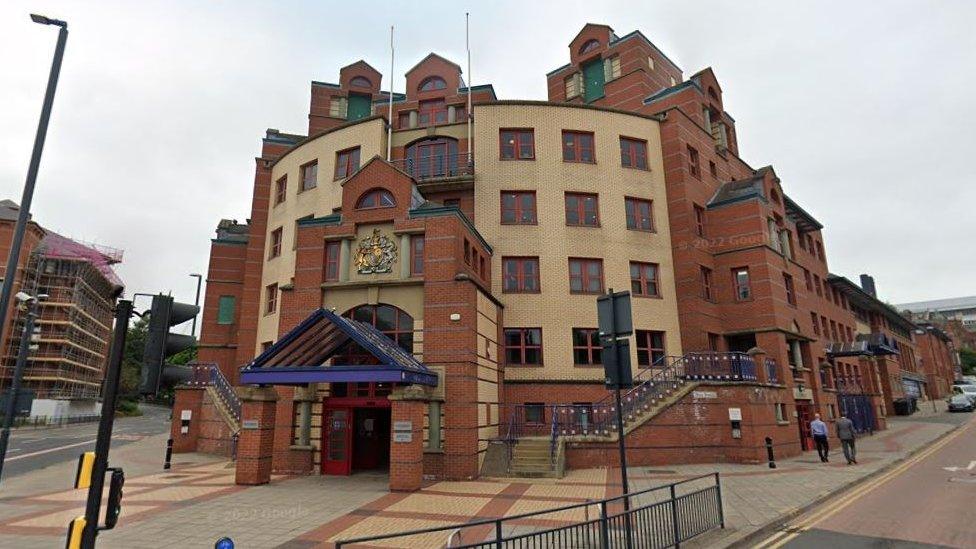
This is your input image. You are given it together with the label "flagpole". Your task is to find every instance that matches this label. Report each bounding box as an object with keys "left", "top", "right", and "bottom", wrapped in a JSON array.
[
  {"left": 466, "top": 13, "right": 472, "bottom": 162},
  {"left": 387, "top": 25, "right": 394, "bottom": 161}
]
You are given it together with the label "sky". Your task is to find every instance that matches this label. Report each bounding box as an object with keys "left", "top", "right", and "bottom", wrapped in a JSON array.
[{"left": 1, "top": 0, "right": 974, "bottom": 334}]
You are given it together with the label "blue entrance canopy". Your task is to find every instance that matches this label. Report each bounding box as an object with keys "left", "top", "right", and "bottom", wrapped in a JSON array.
[{"left": 239, "top": 308, "right": 438, "bottom": 387}]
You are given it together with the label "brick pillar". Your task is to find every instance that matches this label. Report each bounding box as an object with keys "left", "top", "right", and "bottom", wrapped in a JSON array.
[
  {"left": 748, "top": 346, "right": 769, "bottom": 384},
  {"left": 235, "top": 386, "right": 279, "bottom": 486},
  {"left": 171, "top": 387, "right": 204, "bottom": 453},
  {"left": 388, "top": 385, "right": 428, "bottom": 492}
]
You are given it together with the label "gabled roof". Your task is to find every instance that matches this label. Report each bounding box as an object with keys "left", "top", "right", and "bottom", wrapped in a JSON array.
[
  {"left": 405, "top": 52, "right": 461, "bottom": 76},
  {"left": 707, "top": 173, "right": 766, "bottom": 209},
  {"left": 570, "top": 23, "right": 614, "bottom": 46},
  {"left": 240, "top": 308, "right": 438, "bottom": 386}
]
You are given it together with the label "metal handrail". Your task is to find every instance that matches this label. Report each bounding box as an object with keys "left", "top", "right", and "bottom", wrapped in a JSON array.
[
  {"left": 185, "top": 362, "right": 241, "bottom": 423},
  {"left": 390, "top": 152, "right": 474, "bottom": 181}
]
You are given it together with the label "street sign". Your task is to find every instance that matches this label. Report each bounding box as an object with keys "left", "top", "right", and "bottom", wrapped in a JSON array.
[
  {"left": 602, "top": 339, "right": 633, "bottom": 388},
  {"left": 597, "top": 290, "right": 633, "bottom": 338}
]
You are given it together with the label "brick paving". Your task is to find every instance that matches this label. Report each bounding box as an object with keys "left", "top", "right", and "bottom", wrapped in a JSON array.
[{"left": 0, "top": 404, "right": 966, "bottom": 548}]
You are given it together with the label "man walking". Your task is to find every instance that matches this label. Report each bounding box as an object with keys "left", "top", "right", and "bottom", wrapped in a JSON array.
[
  {"left": 836, "top": 413, "right": 857, "bottom": 464},
  {"left": 811, "top": 413, "right": 829, "bottom": 462}
]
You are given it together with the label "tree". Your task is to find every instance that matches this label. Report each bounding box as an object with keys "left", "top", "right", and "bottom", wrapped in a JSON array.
[
  {"left": 960, "top": 348, "right": 976, "bottom": 376},
  {"left": 120, "top": 316, "right": 148, "bottom": 397}
]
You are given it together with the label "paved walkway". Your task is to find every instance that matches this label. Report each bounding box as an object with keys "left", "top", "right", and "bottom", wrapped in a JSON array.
[{"left": 0, "top": 402, "right": 966, "bottom": 548}]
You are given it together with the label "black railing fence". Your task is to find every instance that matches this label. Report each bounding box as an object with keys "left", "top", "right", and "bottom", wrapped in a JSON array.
[{"left": 334, "top": 473, "right": 723, "bottom": 548}]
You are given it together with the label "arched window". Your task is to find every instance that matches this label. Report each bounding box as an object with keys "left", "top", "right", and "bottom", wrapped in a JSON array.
[
  {"left": 343, "top": 304, "right": 414, "bottom": 358},
  {"left": 419, "top": 76, "right": 447, "bottom": 92},
  {"left": 579, "top": 39, "right": 600, "bottom": 55},
  {"left": 350, "top": 76, "right": 371, "bottom": 88},
  {"left": 356, "top": 189, "right": 396, "bottom": 209},
  {"left": 405, "top": 137, "right": 459, "bottom": 180}
]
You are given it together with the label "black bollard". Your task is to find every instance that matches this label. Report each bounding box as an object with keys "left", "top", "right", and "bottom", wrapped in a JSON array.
[
  {"left": 765, "top": 436, "right": 776, "bottom": 469},
  {"left": 164, "top": 437, "right": 173, "bottom": 470}
]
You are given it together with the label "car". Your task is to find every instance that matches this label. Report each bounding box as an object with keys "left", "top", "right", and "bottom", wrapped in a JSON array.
[
  {"left": 948, "top": 394, "right": 975, "bottom": 412},
  {"left": 953, "top": 385, "right": 976, "bottom": 405}
]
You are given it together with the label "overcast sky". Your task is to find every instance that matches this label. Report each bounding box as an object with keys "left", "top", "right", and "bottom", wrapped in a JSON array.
[{"left": 1, "top": 1, "right": 974, "bottom": 331}]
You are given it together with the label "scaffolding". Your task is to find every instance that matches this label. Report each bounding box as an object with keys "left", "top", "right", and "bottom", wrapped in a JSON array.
[{"left": 0, "top": 233, "right": 122, "bottom": 400}]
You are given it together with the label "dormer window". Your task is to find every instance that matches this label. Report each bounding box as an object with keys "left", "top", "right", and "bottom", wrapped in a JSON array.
[
  {"left": 419, "top": 76, "right": 447, "bottom": 92},
  {"left": 579, "top": 39, "right": 600, "bottom": 55},
  {"left": 356, "top": 189, "right": 395, "bottom": 209},
  {"left": 708, "top": 86, "right": 718, "bottom": 101},
  {"left": 350, "top": 76, "right": 371, "bottom": 88}
]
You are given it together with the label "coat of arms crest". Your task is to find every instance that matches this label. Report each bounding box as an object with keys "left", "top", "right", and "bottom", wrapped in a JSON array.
[{"left": 355, "top": 228, "right": 398, "bottom": 274}]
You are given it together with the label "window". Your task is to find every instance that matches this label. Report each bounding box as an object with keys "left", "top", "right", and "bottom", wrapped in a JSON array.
[
  {"left": 562, "top": 131, "right": 595, "bottom": 163},
  {"left": 708, "top": 333, "right": 721, "bottom": 351},
  {"left": 334, "top": 147, "right": 361, "bottom": 180},
  {"left": 694, "top": 204, "right": 706, "bottom": 237},
  {"left": 418, "top": 99, "right": 447, "bottom": 125},
  {"left": 500, "top": 191, "right": 537, "bottom": 224},
  {"left": 815, "top": 240, "right": 825, "bottom": 261},
  {"left": 821, "top": 316, "right": 829, "bottom": 339},
  {"left": 565, "top": 73, "right": 582, "bottom": 99},
  {"left": 419, "top": 76, "right": 447, "bottom": 92},
  {"left": 630, "top": 262, "right": 660, "bottom": 297},
  {"left": 811, "top": 312, "right": 820, "bottom": 336},
  {"left": 502, "top": 257, "right": 540, "bottom": 293},
  {"left": 463, "top": 239, "right": 471, "bottom": 265},
  {"left": 569, "top": 258, "right": 604, "bottom": 294},
  {"left": 427, "top": 401, "right": 442, "bottom": 450},
  {"left": 504, "top": 328, "right": 542, "bottom": 366},
  {"left": 268, "top": 227, "right": 282, "bottom": 259},
  {"left": 565, "top": 192, "right": 599, "bottom": 226},
  {"left": 784, "top": 273, "right": 796, "bottom": 306},
  {"left": 410, "top": 236, "right": 424, "bottom": 276},
  {"left": 301, "top": 161, "right": 318, "bottom": 191},
  {"left": 636, "top": 330, "right": 666, "bottom": 367},
  {"left": 265, "top": 283, "right": 278, "bottom": 315},
  {"left": 648, "top": 56, "right": 655, "bottom": 70},
  {"left": 733, "top": 267, "right": 751, "bottom": 301},
  {"left": 572, "top": 328, "right": 602, "bottom": 366},
  {"left": 329, "top": 97, "right": 347, "bottom": 119},
  {"left": 500, "top": 129, "right": 535, "bottom": 160},
  {"left": 356, "top": 189, "right": 395, "bottom": 209},
  {"left": 524, "top": 402, "right": 545, "bottom": 423},
  {"left": 603, "top": 55, "right": 621, "bottom": 81},
  {"left": 709, "top": 160, "right": 717, "bottom": 177},
  {"left": 687, "top": 146, "right": 701, "bottom": 178},
  {"left": 398, "top": 111, "right": 411, "bottom": 129},
  {"left": 700, "top": 266, "right": 713, "bottom": 301},
  {"left": 768, "top": 219, "right": 782, "bottom": 252},
  {"left": 814, "top": 274, "right": 823, "bottom": 297},
  {"left": 274, "top": 176, "right": 287, "bottom": 205},
  {"left": 217, "top": 296, "right": 235, "bottom": 325},
  {"left": 623, "top": 197, "right": 653, "bottom": 231},
  {"left": 324, "top": 241, "right": 341, "bottom": 282},
  {"left": 775, "top": 403, "right": 787, "bottom": 422},
  {"left": 803, "top": 269, "right": 812, "bottom": 291},
  {"left": 620, "top": 137, "right": 648, "bottom": 170},
  {"left": 350, "top": 76, "right": 371, "bottom": 88},
  {"left": 579, "top": 39, "right": 600, "bottom": 54}
]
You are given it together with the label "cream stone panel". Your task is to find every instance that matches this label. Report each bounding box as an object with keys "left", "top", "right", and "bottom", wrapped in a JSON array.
[
  {"left": 473, "top": 103, "right": 683, "bottom": 382},
  {"left": 256, "top": 118, "right": 387, "bottom": 353}
]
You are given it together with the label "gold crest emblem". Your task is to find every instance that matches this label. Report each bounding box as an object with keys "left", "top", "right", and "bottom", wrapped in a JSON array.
[{"left": 354, "top": 228, "right": 397, "bottom": 274}]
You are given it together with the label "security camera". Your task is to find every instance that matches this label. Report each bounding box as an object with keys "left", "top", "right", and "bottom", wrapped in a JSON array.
[{"left": 14, "top": 292, "right": 34, "bottom": 303}]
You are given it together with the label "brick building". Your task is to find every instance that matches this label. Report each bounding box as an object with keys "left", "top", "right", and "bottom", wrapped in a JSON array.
[{"left": 172, "top": 24, "right": 954, "bottom": 490}]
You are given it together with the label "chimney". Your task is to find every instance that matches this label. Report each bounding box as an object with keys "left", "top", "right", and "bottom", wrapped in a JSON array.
[{"left": 859, "top": 274, "right": 876, "bottom": 297}]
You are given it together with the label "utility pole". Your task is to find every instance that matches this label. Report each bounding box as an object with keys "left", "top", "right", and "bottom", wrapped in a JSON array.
[
  {"left": 0, "top": 295, "right": 41, "bottom": 483},
  {"left": 0, "top": 15, "right": 67, "bottom": 362}
]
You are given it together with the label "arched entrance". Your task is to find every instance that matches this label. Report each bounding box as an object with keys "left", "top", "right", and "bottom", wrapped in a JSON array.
[{"left": 322, "top": 304, "right": 414, "bottom": 475}]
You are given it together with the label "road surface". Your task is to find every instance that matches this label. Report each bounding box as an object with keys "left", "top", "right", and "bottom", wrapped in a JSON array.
[
  {"left": 1, "top": 404, "right": 170, "bottom": 479},
  {"left": 754, "top": 413, "right": 976, "bottom": 548}
]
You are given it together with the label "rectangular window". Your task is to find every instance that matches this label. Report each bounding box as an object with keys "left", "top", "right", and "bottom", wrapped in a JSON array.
[
  {"left": 620, "top": 137, "right": 648, "bottom": 170},
  {"left": 500, "top": 191, "right": 537, "bottom": 224},
  {"left": 775, "top": 403, "right": 786, "bottom": 422},
  {"left": 624, "top": 197, "right": 654, "bottom": 231},
  {"left": 398, "top": 111, "right": 411, "bottom": 129},
  {"left": 499, "top": 129, "right": 535, "bottom": 160},
  {"left": 572, "top": 328, "right": 602, "bottom": 366},
  {"left": 217, "top": 295, "right": 236, "bottom": 325},
  {"left": 687, "top": 145, "right": 701, "bottom": 178},
  {"left": 733, "top": 267, "right": 751, "bottom": 301},
  {"left": 603, "top": 55, "right": 621, "bottom": 81},
  {"left": 524, "top": 402, "right": 545, "bottom": 424},
  {"left": 301, "top": 161, "right": 318, "bottom": 191},
  {"left": 502, "top": 257, "right": 540, "bottom": 293},
  {"left": 565, "top": 192, "right": 600, "bottom": 227},
  {"left": 700, "top": 266, "right": 713, "bottom": 301},
  {"left": 784, "top": 273, "right": 796, "bottom": 306},
  {"left": 709, "top": 160, "right": 717, "bottom": 177},
  {"left": 565, "top": 73, "right": 581, "bottom": 99},
  {"left": 410, "top": 235, "right": 424, "bottom": 276},
  {"left": 811, "top": 312, "right": 820, "bottom": 336},
  {"left": 562, "top": 131, "right": 595, "bottom": 163},
  {"left": 694, "top": 204, "right": 706, "bottom": 237},
  {"left": 708, "top": 333, "right": 721, "bottom": 351},
  {"left": 274, "top": 175, "right": 287, "bottom": 205},
  {"left": 324, "top": 241, "right": 341, "bottom": 282},
  {"left": 504, "top": 328, "right": 543, "bottom": 366},
  {"left": 814, "top": 274, "right": 823, "bottom": 297},
  {"left": 419, "top": 98, "right": 447, "bottom": 125},
  {"left": 265, "top": 283, "right": 278, "bottom": 315},
  {"left": 630, "top": 261, "right": 660, "bottom": 297},
  {"left": 334, "top": 146, "right": 361, "bottom": 180},
  {"left": 569, "top": 258, "right": 604, "bottom": 294},
  {"left": 803, "top": 269, "right": 812, "bottom": 291},
  {"left": 815, "top": 240, "right": 825, "bottom": 261},
  {"left": 636, "top": 330, "right": 666, "bottom": 367},
  {"left": 821, "top": 316, "right": 829, "bottom": 338},
  {"left": 463, "top": 239, "right": 471, "bottom": 265},
  {"left": 268, "top": 227, "right": 283, "bottom": 259}
]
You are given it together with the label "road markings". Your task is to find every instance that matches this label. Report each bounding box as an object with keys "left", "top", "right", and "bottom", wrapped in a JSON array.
[
  {"left": 942, "top": 460, "right": 976, "bottom": 472},
  {"left": 4, "top": 439, "right": 95, "bottom": 462},
  {"left": 754, "top": 419, "right": 975, "bottom": 549}
]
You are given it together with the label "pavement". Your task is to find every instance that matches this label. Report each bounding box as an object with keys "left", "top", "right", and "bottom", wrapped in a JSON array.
[{"left": 0, "top": 401, "right": 968, "bottom": 548}]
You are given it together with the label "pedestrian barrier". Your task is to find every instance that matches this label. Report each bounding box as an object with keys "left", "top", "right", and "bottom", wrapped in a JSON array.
[{"left": 334, "top": 473, "right": 723, "bottom": 548}]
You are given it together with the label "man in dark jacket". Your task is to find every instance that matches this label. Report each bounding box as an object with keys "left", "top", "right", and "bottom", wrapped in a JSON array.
[{"left": 836, "top": 414, "right": 857, "bottom": 464}]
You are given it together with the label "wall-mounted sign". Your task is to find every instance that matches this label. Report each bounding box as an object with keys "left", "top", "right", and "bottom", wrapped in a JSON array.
[
  {"left": 393, "top": 420, "right": 413, "bottom": 443},
  {"left": 242, "top": 419, "right": 259, "bottom": 430},
  {"left": 393, "top": 432, "right": 413, "bottom": 443},
  {"left": 355, "top": 228, "right": 398, "bottom": 274},
  {"left": 393, "top": 421, "right": 413, "bottom": 432},
  {"left": 180, "top": 410, "right": 192, "bottom": 420},
  {"left": 793, "top": 387, "right": 814, "bottom": 401},
  {"left": 693, "top": 391, "right": 718, "bottom": 399},
  {"left": 728, "top": 408, "right": 742, "bottom": 421}
]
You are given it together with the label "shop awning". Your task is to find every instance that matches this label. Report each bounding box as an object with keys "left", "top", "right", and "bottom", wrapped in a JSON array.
[{"left": 239, "top": 308, "right": 438, "bottom": 387}]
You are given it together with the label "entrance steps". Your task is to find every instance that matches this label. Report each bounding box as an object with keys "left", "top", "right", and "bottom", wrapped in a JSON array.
[
  {"left": 207, "top": 385, "right": 241, "bottom": 435},
  {"left": 508, "top": 437, "right": 564, "bottom": 478}
]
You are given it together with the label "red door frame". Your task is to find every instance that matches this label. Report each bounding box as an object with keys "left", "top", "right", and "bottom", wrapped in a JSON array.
[
  {"left": 321, "top": 385, "right": 393, "bottom": 476},
  {"left": 795, "top": 403, "right": 814, "bottom": 451}
]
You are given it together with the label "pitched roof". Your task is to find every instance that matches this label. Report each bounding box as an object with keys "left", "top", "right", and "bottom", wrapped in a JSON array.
[
  {"left": 37, "top": 232, "right": 124, "bottom": 289},
  {"left": 707, "top": 173, "right": 766, "bottom": 208},
  {"left": 405, "top": 52, "right": 462, "bottom": 76}
]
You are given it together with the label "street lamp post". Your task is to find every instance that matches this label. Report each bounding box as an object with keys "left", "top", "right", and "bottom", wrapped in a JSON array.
[
  {"left": 189, "top": 273, "right": 202, "bottom": 337},
  {"left": 0, "top": 14, "right": 68, "bottom": 373},
  {"left": 0, "top": 293, "right": 44, "bottom": 483}
]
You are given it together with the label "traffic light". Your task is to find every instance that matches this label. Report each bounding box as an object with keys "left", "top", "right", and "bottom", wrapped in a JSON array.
[{"left": 139, "top": 294, "right": 199, "bottom": 395}]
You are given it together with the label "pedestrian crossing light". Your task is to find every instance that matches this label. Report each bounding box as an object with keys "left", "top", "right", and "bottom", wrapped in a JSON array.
[{"left": 139, "top": 294, "right": 199, "bottom": 395}]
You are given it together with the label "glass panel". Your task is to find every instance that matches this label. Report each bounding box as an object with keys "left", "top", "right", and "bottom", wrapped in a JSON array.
[
  {"left": 506, "top": 348, "right": 522, "bottom": 364},
  {"left": 574, "top": 349, "right": 590, "bottom": 364},
  {"left": 500, "top": 131, "right": 515, "bottom": 158},
  {"left": 327, "top": 410, "right": 348, "bottom": 461},
  {"left": 524, "top": 348, "right": 541, "bottom": 365},
  {"left": 572, "top": 329, "right": 588, "bottom": 347},
  {"left": 525, "top": 329, "right": 541, "bottom": 346},
  {"left": 352, "top": 306, "right": 373, "bottom": 323},
  {"left": 505, "top": 330, "right": 521, "bottom": 347},
  {"left": 519, "top": 195, "right": 535, "bottom": 222},
  {"left": 375, "top": 305, "right": 397, "bottom": 331}
]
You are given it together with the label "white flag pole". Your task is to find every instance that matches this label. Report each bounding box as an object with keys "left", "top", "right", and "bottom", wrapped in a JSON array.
[
  {"left": 466, "top": 12, "right": 472, "bottom": 163},
  {"left": 387, "top": 25, "right": 394, "bottom": 161}
]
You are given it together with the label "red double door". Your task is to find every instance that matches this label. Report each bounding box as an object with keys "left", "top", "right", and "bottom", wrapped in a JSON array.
[
  {"left": 322, "top": 405, "right": 391, "bottom": 475},
  {"left": 796, "top": 403, "right": 815, "bottom": 451}
]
